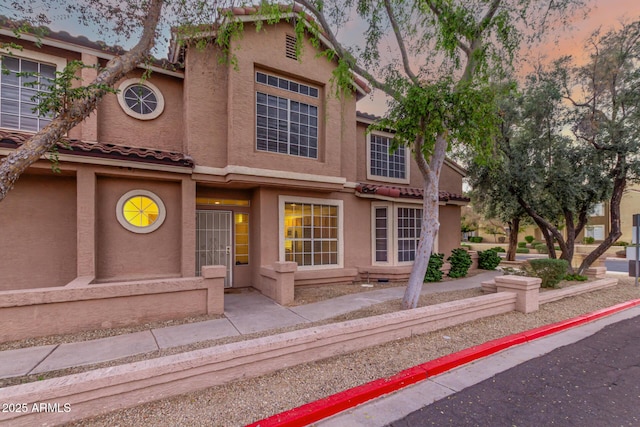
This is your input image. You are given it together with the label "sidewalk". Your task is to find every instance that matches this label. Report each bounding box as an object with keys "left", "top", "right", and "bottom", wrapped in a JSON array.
[{"left": 0, "top": 271, "right": 501, "bottom": 380}]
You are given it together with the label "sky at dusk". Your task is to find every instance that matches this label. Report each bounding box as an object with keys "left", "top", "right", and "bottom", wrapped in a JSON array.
[{"left": 18, "top": 1, "right": 640, "bottom": 116}]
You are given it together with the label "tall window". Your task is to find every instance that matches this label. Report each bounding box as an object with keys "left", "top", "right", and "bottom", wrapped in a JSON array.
[
  {"left": 369, "top": 133, "right": 407, "bottom": 182},
  {"left": 256, "top": 71, "right": 319, "bottom": 159},
  {"left": 397, "top": 207, "right": 422, "bottom": 262},
  {"left": 283, "top": 200, "right": 340, "bottom": 267},
  {"left": 235, "top": 213, "right": 249, "bottom": 265},
  {"left": 0, "top": 55, "right": 55, "bottom": 131},
  {"left": 374, "top": 207, "right": 389, "bottom": 262}
]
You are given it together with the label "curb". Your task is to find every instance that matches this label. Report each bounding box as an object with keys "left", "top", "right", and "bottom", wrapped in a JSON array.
[{"left": 248, "top": 298, "right": 640, "bottom": 427}]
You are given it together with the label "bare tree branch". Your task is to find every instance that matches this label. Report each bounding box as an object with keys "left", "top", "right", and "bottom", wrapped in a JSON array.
[
  {"left": 382, "top": 0, "right": 419, "bottom": 85},
  {"left": 295, "top": 0, "right": 404, "bottom": 101}
]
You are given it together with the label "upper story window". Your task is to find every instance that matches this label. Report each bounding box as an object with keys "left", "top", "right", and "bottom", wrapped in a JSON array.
[
  {"left": 0, "top": 55, "right": 56, "bottom": 132},
  {"left": 589, "top": 202, "right": 605, "bottom": 217},
  {"left": 117, "top": 78, "right": 165, "bottom": 120},
  {"left": 368, "top": 132, "right": 409, "bottom": 184},
  {"left": 256, "top": 71, "right": 320, "bottom": 160}
]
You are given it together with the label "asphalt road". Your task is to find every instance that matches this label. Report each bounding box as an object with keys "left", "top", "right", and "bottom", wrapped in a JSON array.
[{"left": 387, "top": 315, "right": 640, "bottom": 427}]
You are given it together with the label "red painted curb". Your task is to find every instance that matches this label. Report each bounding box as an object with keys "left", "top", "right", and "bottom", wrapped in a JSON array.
[{"left": 248, "top": 298, "right": 640, "bottom": 427}]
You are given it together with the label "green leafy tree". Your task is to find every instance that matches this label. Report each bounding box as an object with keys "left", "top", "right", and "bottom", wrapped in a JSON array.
[
  {"left": 286, "top": 0, "right": 585, "bottom": 308},
  {"left": 504, "top": 21, "right": 640, "bottom": 274}
]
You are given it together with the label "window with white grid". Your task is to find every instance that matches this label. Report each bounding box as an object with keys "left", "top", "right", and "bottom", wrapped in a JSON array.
[
  {"left": 369, "top": 133, "right": 407, "bottom": 181},
  {"left": 283, "top": 201, "right": 340, "bottom": 267},
  {"left": 256, "top": 92, "right": 318, "bottom": 159},
  {"left": 397, "top": 207, "right": 422, "bottom": 262},
  {"left": 0, "top": 55, "right": 55, "bottom": 131},
  {"left": 374, "top": 207, "right": 389, "bottom": 262}
]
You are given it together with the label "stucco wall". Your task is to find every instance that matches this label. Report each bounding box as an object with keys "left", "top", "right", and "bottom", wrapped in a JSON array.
[
  {"left": 0, "top": 172, "right": 77, "bottom": 290},
  {"left": 97, "top": 71, "right": 184, "bottom": 152},
  {"left": 185, "top": 23, "right": 355, "bottom": 176},
  {"left": 439, "top": 204, "right": 462, "bottom": 257},
  {"left": 183, "top": 47, "right": 229, "bottom": 167},
  {"left": 95, "top": 176, "right": 182, "bottom": 282}
]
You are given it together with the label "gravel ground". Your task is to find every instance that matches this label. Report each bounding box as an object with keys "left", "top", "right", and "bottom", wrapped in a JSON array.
[{"left": 60, "top": 275, "right": 640, "bottom": 427}]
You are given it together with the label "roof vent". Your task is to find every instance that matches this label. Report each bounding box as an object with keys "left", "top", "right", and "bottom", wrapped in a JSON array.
[{"left": 285, "top": 34, "right": 298, "bottom": 60}]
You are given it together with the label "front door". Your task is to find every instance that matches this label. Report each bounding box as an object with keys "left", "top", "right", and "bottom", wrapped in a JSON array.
[{"left": 196, "top": 210, "right": 232, "bottom": 287}]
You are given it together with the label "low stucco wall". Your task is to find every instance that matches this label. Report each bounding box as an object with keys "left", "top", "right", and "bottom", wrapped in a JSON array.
[
  {"left": 0, "top": 292, "right": 517, "bottom": 426},
  {"left": 0, "top": 267, "right": 225, "bottom": 343}
]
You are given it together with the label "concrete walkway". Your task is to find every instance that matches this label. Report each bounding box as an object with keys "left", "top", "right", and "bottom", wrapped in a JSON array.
[{"left": 0, "top": 271, "right": 500, "bottom": 380}]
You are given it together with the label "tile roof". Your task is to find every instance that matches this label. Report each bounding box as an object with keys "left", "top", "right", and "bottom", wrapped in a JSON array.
[
  {"left": 0, "top": 130, "right": 194, "bottom": 168},
  {"left": 356, "top": 183, "right": 469, "bottom": 203}
]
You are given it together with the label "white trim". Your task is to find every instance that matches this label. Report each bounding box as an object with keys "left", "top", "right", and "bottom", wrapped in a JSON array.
[
  {"left": 116, "top": 78, "right": 165, "bottom": 120},
  {"left": 1, "top": 47, "right": 67, "bottom": 71},
  {"left": 0, "top": 148, "right": 192, "bottom": 174},
  {"left": 366, "top": 131, "right": 410, "bottom": 185},
  {"left": 278, "top": 195, "right": 344, "bottom": 270},
  {"left": 371, "top": 202, "right": 391, "bottom": 266},
  {"left": 370, "top": 202, "right": 438, "bottom": 266},
  {"left": 194, "top": 165, "right": 346, "bottom": 185},
  {"left": 116, "top": 189, "right": 167, "bottom": 234},
  {"left": 0, "top": 29, "right": 184, "bottom": 78}
]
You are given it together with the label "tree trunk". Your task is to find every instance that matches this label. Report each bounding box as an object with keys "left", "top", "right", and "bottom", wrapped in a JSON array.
[
  {"left": 506, "top": 216, "right": 519, "bottom": 261},
  {"left": 0, "top": 0, "right": 164, "bottom": 202},
  {"left": 578, "top": 175, "right": 626, "bottom": 274},
  {"left": 402, "top": 133, "right": 447, "bottom": 309}
]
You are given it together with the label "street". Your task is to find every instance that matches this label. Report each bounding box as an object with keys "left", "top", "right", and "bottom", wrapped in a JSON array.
[{"left": 388, "top": 315, "right": 640, "bottom": 426}]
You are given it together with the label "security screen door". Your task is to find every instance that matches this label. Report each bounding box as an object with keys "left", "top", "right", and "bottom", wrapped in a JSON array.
[{"left": 196, "top": 210, "right": 232, "bottom": 287}]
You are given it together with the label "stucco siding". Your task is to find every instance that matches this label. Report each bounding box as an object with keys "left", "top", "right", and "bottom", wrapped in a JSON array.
[
  {"left": 0, "top": 172, "right": 77, "bottom": 290},
  {"left": 97, "top": 72, "right": 184, "bottom": 152},
  {"left": 95, "top": 177, "right": 182, "bottom": 282}
]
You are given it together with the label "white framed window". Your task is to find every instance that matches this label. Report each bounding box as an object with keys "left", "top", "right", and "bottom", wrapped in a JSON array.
[
  {"left": 0, "top": 50, "right": 64, "bottom": 132},
  {"left": 372, "top": 202, "right": 435, "bottom": 265},
  {"left": 279, "top": 196, "right": 343, "bottom": 269},
  {"left": 585, "top": 224, "right": 605, "bottom": 241},
  {"left": 589, "top": 202, "right": 605, "bottom": 217},
  {"left": 116, "top": 190, "right": 166, "bottom": 234},
  {"left": 117, "top": 78, "right": 165, "bottom": 120},
  {"left": 255, "top": 71, "right": 319, "bottom": 159},
  {"left": 367, "top": 132, "right": 409, "bottom": 184}
]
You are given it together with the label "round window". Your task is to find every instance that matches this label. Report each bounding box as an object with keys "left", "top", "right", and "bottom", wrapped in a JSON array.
[
  {"left": 116, "top": 190, "right": 166, "bottom": 233},
  {"left": 117, "top": 78, "right": 165, "bottom": 120}
]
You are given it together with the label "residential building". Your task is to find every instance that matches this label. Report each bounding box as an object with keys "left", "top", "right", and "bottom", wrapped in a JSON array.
[{"left": 0, "top": 8, "right": 468, "bottom": 296}]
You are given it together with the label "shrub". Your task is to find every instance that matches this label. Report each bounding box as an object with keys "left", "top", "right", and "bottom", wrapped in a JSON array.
[
  {"left": 469, "top": 236, "right": 484, "bottom": 243},
  {"left": 584, "top": 236, "right": 595, "bottom": 244},
  {"left": 447, "top": 249, "right": 472, "bottom": 278},
  {"left": 490, "top": 246, "right": 506, "bottom": 252},
  {"left": 516, "top": 248, "right": 530, "bottom": 254},
  {"left": 517, "top": 242, "right": 527, "bottom": 248},
  {"left": 613, "top": 241, "right": 629, "bottom": 247},
  {"left": 564, "top": 273, "right": 588, "bottom": 281},
  {"left": 529, "top": 259, "right": 569, "bottom": 288},
  {"left": 424, "top": 253, "right": 444, "bottom": 282},
  {"left": 524, "top": 235, "right": 535, "bottom": 244},
  {"left": 478, "top": 249, "right": 501, "bottom": 270},
  {"left": 535, "top": 244, "right": 549, "bottom": 254}
]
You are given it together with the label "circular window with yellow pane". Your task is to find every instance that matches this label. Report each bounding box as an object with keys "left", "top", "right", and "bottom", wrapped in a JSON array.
[{"left": 116, "top": 190, "right": 166, "bottom": 233}]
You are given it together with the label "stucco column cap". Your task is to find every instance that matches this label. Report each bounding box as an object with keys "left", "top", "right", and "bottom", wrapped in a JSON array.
[
  {"left": 273, "top": 262, "right": 297, "bottom": 273},
  {"left": 201, "top": 265, "right": 227, "bottom": 279}
]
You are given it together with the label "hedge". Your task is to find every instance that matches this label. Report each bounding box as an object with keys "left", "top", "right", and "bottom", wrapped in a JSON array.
[{"left": 528, "top": 259, "right": 569, "bottom": 288}]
